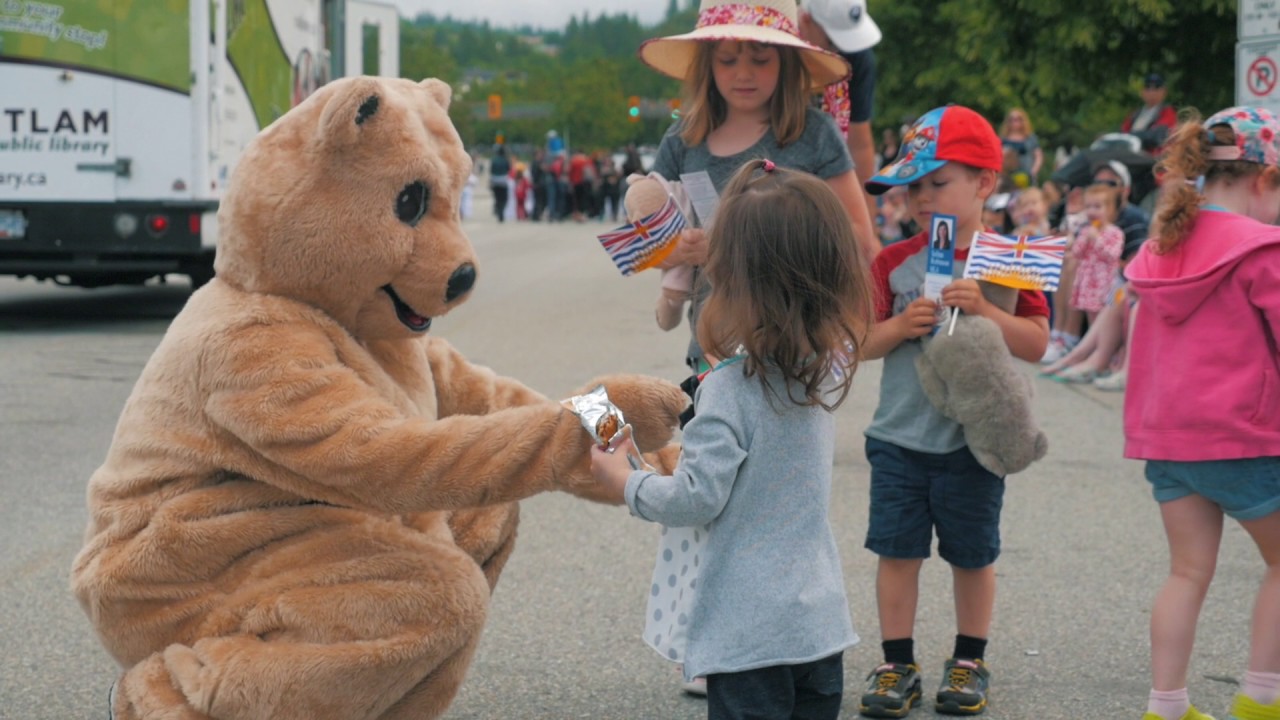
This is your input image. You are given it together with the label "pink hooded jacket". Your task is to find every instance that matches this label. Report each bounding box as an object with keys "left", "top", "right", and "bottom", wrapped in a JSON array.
[{"left": 1124, "top": 209, "right": 1280, "bottom": 461}]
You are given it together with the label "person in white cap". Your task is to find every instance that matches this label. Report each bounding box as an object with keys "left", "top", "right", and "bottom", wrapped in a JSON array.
[{"left": 798, "top": 0, "right": 882, "bottom": 223}]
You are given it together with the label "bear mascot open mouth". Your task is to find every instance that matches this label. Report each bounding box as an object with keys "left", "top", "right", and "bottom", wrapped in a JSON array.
[{"left": 72, "top": 76, "right": 688, "bottom": 720}]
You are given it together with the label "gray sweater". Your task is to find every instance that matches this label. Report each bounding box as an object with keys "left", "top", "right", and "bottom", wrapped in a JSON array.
[{"left": 624, "top": 359, "right": 859, "bottom": 679}]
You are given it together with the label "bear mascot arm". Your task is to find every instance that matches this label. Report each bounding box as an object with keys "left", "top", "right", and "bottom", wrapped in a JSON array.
[
  {"left": 73, "top": 76, "right": 685, "bottom": 720},
  {"left": 200, "top": 322, "right": 682, "bottom": 514}
]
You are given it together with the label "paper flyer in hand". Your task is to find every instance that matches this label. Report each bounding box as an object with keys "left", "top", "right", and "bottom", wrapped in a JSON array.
[
  {"left": 963, "top": 231, "right": 1069, "bottom": 292},
  {"left": 678, "top": 170, "right": 719, "bottom": 229},
  {"left": 924, "top": 213, "right": 956, "bottom": 301},
  {"left": 596, "top": 195, "right": 688, "bottom": 276}
]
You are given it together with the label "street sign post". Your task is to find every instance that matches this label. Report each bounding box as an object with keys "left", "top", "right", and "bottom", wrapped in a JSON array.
[
  {"left": 1241, "top": 0, "right": 1280, "bottom": 39},
  {"left": 1238, "top": 37, "right": 1280, "bottom": 114},
  {"left": 1239, "top": 1, "right": 1280, "bottom": 113}
]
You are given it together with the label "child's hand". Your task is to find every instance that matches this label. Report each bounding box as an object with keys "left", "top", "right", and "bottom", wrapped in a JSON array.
[
  {"left": 668, "top": 228, "right": 708, "bottom": 267},
  {"left": 589, "top": 426, "right": 642, "bottom": 505},
  {"left": 896, "top": 296, "right": 939, "bottom": 339},
  {"left": 941, "top": 278, "right": 991, "bottom": 317}
]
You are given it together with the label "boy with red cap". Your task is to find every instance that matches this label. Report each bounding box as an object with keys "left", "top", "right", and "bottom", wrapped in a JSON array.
[{"left": 855, "top": 105, "right": 1050, "bottom": 717}]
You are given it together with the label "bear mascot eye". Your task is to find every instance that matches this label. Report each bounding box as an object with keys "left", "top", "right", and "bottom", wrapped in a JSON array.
[{"left": 396, "top": 181, "right": 430, "bottom": 226}]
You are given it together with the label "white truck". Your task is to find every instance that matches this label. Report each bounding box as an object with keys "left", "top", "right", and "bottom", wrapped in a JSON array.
[{"left": 0, "top": 0, "right": 399, "bottom": 288}]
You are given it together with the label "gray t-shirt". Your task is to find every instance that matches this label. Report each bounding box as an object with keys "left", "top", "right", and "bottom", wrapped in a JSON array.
[
  {"left": 624, "top": 360, "right": 859, "bottom": 680},
  {"left": 865, "top": 238, "right": 1027, "bottom": 455},
  {"left": 652, "top": 107, "right": 855, "bottom": 369}
]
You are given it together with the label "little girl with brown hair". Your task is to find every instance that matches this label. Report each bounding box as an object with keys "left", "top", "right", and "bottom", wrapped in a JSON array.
[{"left": 591, "top": 159, "right": 874, "bottom": 720}]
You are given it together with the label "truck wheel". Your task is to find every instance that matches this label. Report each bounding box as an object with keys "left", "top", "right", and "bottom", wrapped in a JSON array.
[
  {"left": 186, "top": 251, "right": 216, "bottom": 290},
  {"left": 187, "top": 267, "right": 214, "bottom": 290}
]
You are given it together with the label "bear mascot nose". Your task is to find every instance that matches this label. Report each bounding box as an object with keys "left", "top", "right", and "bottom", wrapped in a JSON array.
[{"left": 445, "top": 263, "right": 476, "bottom": 303}]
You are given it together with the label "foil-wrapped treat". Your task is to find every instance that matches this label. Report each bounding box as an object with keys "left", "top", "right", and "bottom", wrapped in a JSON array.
[{"left": 563, "top": 384, "right": 626, "bottom": 447}]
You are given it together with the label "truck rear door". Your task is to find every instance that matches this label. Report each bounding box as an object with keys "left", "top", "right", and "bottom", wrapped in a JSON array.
[{"left": 0, "top": 2, "right": 119, "bottom": 230}]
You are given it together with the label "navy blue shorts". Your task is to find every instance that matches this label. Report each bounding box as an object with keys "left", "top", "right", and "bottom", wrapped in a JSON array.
[
  {"left": 1146, "top": 457, "right": 1280, "bottom": 521},
  {"left": 864, "top": 437, "right": 1005, "bottom": 569}
]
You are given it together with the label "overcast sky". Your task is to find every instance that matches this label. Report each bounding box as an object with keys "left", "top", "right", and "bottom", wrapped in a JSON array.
[{"left": 390, "top": 0, "right": 669, "bottom": 30}]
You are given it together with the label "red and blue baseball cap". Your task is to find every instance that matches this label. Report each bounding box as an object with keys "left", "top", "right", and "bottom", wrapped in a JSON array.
[{"left": 865, "top": 105, "right": 1003, "bottom": 195}]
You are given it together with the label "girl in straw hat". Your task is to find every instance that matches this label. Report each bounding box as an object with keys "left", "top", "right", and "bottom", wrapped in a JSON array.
[{"left": 639, "top": 0, "right": 878, "bottom": 379}]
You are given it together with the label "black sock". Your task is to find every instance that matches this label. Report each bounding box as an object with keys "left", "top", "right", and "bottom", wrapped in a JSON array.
[
  {"left": 882, "top": 638, "right": 915, "bottom": 666},
  {"left": 953, "top": 634, "right": 987, "bottom": 661}
]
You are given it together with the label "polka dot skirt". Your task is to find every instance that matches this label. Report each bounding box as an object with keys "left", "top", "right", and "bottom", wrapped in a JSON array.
[{"left": 643, "top": 524, "right": 707, "bottom": 663}]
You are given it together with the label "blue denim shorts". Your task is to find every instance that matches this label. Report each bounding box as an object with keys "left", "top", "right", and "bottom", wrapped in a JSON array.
[
  {"left": 1145, "top": 457, "right": 1280, "bottom": 521},
  {"left": 864, "top": 437, "right": 1005, "bottom": 569}
]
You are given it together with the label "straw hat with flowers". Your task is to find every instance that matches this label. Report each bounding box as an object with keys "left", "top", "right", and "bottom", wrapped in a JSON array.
[{"left": 639, "top": 0, "right": 851, "bottom": 91}]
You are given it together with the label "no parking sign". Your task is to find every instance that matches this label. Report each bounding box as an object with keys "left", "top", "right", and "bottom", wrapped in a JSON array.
[{"left": 1238, "top": 38, "right": 1280, "bottom": 115}]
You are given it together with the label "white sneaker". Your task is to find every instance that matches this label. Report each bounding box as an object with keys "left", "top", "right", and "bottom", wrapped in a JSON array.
[
  {"left": 1094, "top": 370, "right": 1127, "bottom": 392},
  {"left": 1039, "top": 338, "right": 1067, "bottom": 364},
  {"left": 682, "top": 676, "right": 707, "bottom": 696},
  {"left": 675, "top": 664, "right": 707, "bottom": 697}
]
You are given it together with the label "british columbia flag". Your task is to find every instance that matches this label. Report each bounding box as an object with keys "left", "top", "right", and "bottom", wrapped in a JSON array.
[
  {"left": 963, "top": 231, "right": 1069, "bottom": 292},
  {"left": 596, "top": 196, "right": 687, "bottom": 276}
]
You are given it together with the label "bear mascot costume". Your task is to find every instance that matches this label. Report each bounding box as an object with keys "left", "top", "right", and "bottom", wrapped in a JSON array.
[{"left": 71, "top": 76, "right": 688, "bottom": 720}]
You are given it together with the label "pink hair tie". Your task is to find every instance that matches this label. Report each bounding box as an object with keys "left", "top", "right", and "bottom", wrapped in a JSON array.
[{"left": 762, "top": 159, "right": 776, "bottom": 172}]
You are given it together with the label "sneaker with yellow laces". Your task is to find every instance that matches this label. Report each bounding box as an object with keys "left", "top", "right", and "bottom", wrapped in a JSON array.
[
  {"left": 859, "top": 662, "right": 923, "bottom": 718},
  {"left": 1230, "top": 693, "right": 1280, "bottom": 720},
  {"left": 1141, "top": 706, "right": 1216, "bottom": 720},
  {"left": 935, "top": 658, "right": 989, "bottom": 715}
]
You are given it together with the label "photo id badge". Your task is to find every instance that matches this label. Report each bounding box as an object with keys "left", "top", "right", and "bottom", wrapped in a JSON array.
[
  {"left": 924, "top": 213, "right": 956, "bottom": 301},
  {"left": 924, "top": 213, "right": 956, "bottom": 334}
]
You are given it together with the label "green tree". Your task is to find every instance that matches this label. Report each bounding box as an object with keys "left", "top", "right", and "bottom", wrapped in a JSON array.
[{"left": 873, "top": 0, "right": 1235, "bottom": 152}]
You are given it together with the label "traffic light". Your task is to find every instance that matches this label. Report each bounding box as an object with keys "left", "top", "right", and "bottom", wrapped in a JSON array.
[
  {"left": 487, "top": 94, "right": 502, "bottom": 120},
  {"left": 628, "top": 95, "right": 640, "bottom": 122},
  {"left": 669, "top": 98, "right": 681, "bottom": 119}
]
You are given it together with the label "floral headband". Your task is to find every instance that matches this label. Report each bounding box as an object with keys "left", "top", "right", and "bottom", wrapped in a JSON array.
[{"left": 1204, "top": 106, "right": 1280, "bottom": 166}]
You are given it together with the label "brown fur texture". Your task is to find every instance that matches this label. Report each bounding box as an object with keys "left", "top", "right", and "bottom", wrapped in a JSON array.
[
  {"left": 916, "top": 314, "right": 1048, "bottom": 476},
  {"left": 71, "top": 76, "right": 687, "bottom": 720}
]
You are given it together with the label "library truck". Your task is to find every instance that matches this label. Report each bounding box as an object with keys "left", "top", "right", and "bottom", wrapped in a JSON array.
[{"left": 0, "top": 0, "right": 398, "bottom": 288}]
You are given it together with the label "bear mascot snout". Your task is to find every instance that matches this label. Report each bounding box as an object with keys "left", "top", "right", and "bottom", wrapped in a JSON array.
[{"left": 72, "top": 76, "right": 687, "bottom": 720}]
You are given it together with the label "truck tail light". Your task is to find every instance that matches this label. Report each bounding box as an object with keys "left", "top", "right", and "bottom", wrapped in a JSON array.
[{"left": 146, "top": 214, "right": 170, "bottom": 236}]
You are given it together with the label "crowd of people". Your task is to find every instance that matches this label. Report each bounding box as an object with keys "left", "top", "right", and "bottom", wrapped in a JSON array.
[
  {"left": 467, "top": 3, "right": 1279, "bottom": 719},
  {"left": 472, "top": 139, "right": 647, "bottom": 225}
]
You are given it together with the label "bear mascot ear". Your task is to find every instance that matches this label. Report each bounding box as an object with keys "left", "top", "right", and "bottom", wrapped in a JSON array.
[
  {"left": 318, "top": 76, "right": 395, "bottom": 148},
  {"left": 419, "top": 78, "right": 452, "bottom": 111}
]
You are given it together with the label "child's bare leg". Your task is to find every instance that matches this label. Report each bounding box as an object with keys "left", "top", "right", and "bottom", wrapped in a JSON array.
[
  {"left": 1078, "top": 305, "right": 1126, "bottom": 372},
  {"left": 1043, "top": 305, "right": 1106, "bottom": 374},
  {"left": 1054, "top": 258, "right": 1079, "bottom": 335},
  {"left": 1113, "top": 296, "right": 1139, "bottom": 372},
  {"left": 952, "top": 564, "right": 996, "bottom": 640},
  {"left": 1239, "top": 509, "right": 1280, "bottom": 673},
  {"left": 877, "top": 557, "right": 924, "bottom": 641},
  {"left": 1151, "top": 494, "right": 1223, "bottom": 691}
]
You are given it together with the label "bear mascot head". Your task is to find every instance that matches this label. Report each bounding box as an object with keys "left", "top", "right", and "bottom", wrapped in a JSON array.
[{"left": 73, "top": 76, "right": 686, "bottom": 720}]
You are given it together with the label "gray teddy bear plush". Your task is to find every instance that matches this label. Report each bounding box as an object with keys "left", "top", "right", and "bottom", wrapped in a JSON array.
[{"left": 916, "top": 313, "right": 1048, "bottom": 476}]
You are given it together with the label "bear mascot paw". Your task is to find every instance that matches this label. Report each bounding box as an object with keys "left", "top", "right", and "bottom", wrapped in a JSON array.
[
  {"left": 71, "top": 76, "right": 687, "bottom": 720},
  {"left": 915, "top": 313, "right": 1048, "bottom": 476}
]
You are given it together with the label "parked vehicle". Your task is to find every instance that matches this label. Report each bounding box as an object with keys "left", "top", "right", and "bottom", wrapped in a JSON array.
[{"left": 0, "top": 0, "right": 399, "bottom": 288}]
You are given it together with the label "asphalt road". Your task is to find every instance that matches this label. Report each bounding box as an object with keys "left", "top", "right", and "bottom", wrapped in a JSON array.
[{"left": 0, "top": 198, "right": 1259, "bottom": 719}]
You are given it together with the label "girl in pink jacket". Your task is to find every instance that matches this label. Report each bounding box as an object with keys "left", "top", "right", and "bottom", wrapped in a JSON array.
[{"left": 1124, "top": 106, "right": 1280, "bottom": 720}]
